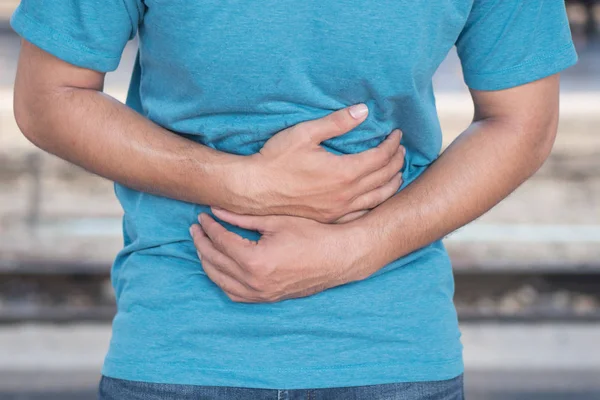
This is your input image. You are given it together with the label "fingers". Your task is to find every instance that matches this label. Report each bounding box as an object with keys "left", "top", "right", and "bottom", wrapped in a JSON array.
[
  {"left": 343, "top": 129, "right": 402, "bottom": 178},
  {"left": 349, "top": 172, "right": 403, "bottom": 211},
  {"left": 352, "top": 143, "right": 406, "bottom": 195},
  {"left": 191, "top": 223, "right": 264, "bottom": 302},
  {"left": 298, "top": 103, "right": 369, "bottom": 144},
  {"left": 211, "top": 207, "right": 275, "bottom": 233},
  {"left": 333, "top": 210, "right": 370, "bottom": 224},
  {"left": 201, "top": 258, "right": 254, "bottom": 302},
  {"left": 190, "top": 224, "right": 249, "bottom": 284},
  {"left": 198, "top": 213, "right": 257, "bottom": 264}
]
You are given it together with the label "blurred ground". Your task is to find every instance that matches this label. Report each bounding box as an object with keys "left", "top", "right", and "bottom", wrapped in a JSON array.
[{"left": 0, "top": 323, "right": 600, "bottom": 399}]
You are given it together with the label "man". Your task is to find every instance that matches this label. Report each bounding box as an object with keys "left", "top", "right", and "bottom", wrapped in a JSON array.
[{"left": 11, "top": 1, "right": 577, "bottom": 399}]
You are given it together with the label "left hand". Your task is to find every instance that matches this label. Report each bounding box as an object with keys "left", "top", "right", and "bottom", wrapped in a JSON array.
[{"left": 189, "top": 207, "right": 373, "bottom": 303}]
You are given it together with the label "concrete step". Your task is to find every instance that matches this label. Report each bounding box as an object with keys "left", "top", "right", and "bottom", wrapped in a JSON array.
[
  {"left": 1, "top": 217, "right": 599, "bottom": 273},
  {"left": 0, "top": 1, "right": 17, "bottom": 21},
  {"left": 1, "top": 322, "right": 598, "bottom": 371}
]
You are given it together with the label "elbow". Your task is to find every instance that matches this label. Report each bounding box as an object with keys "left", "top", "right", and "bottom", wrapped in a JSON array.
[
  {"left": 532, "top": 114, "right": 559, "bottom": 166},
  {"left": 516, "top": 111, "right": 559, "bottom": 172},
  {"left": 13, "top": 88, "right": 47, "bottom": 150}
]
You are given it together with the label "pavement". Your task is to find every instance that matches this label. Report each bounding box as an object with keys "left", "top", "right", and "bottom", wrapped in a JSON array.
[
  {"left": 1, "top": 371, "right": 600, "bottom": 400},
  {"left": 0, "top": 323, "right": 599, "bottom": 399}
]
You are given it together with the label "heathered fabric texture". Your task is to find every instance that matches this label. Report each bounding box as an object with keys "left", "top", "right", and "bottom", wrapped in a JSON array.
[{"left": 11, "top": 0, "right": 577, "bottom": 389}]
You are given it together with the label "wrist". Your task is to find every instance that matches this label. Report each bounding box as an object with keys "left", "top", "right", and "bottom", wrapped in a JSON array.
[
  {"left": 343, "top": 210, "right": 403, "bottom": 279},
  {"left": 191, "top": 148, "right": 249, "bottom": 209},
  {"left": 217, "top": 153, "right": 277, "bottom": 215},
  {"left": 336, "top": 219, "right": 383, "bottom": 281}
]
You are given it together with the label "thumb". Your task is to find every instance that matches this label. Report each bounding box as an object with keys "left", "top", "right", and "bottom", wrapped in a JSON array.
[
  {"left": 211, "top": 207, "right": 274, "bottom": 232},
  {"left": 299, "top": 103, "right": 369, "bottom": 144}
]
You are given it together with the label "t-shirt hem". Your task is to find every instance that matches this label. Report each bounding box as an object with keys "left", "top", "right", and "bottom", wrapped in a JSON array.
[
  {"left": 101, "top": 356, "right": 464, "bottom": 389},
  {"left": 10, "top": 6, "right": 121, "bottom": 72},
  {"left": 463, "top": 41, "right": 579, "bottom": 91}
]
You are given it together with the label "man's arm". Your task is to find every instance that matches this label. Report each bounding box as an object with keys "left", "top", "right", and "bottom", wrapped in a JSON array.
[
  {"left": 13, "top": 41, "right": 238, "bottom": 207},
  {"left": 353, "top": 74, "right": 560, "bottom": 275},
  {"left": 13, "top": 40, "right": 405, "bottom": 222},
  {"left": 186, "top": 74, "right": 561, "bottom": 303}
]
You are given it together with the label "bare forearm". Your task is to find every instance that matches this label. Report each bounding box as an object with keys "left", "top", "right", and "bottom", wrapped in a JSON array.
[
  {"left": 14, "top": 87, "right": 247, "bottom": 207},
  {"left": 354, "top": 114, "right": 557, "bottom": 270},
  {"left": 14, "top": 40, "right": 407, "bottom": 221}
]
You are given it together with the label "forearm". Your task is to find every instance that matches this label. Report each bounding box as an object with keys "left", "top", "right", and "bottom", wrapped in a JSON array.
[
  {"left": 354, "top": 114, "right": 557, "bottom": 271},
  {"left": 14, "top": 86, "right": 246, "bottom": 207}
]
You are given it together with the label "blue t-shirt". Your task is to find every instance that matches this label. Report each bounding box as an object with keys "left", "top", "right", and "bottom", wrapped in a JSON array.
[{"left": 11, "top": 0, "right": 577, "bottom": 389}]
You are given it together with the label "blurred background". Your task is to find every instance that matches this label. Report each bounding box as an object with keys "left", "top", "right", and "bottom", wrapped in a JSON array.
[{"left": 0, "top": 1, "right": 599, "bottom": 399}]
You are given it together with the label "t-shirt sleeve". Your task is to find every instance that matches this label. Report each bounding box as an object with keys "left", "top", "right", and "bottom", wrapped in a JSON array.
[
  {"left": 455, "top": 0, "right": 578, "bottom": 91},
  {"left": 10, "top": 0, "right": 144, "bottom": 72}
]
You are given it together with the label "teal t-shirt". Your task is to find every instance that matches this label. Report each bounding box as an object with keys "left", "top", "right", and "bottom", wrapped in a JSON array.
[{"left": 11, "top": 0, "right": 577, "bottom": 389}]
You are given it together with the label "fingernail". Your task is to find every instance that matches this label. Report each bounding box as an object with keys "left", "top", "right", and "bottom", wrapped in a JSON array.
[
  {"left": 189, "top": 226, "right": 195, "bottom": 238},
  {"left": 197, "top": 251, "right": 202, "bottom": 261},
  {"left": 198, "top": 214, "right": 204, "bottom": 224},
  {"left": 348, "top": 103, "right": 368, "bottom": 119}
]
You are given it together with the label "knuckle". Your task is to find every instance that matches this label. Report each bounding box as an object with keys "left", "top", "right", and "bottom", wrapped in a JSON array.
[
  {"left": 364, "top": 191, "right": 379, "bottom": 205},
  {"left": 210, "top": 236, "right": 226, "bottom": 251},
  {"left": 382, "top": 148, "right": 395, "bottom": 163},
  {"left": 329, "top": 113, "right": 348, "bottom": 132},
  {"left": 327, "top": 198, "right": 346, "bottom": 214},
  {"left": 367, "top": 150, "right": 385, "bottom": 167},
  {"left": 287, "top": 124, "right": 311, "bottom": 144},
  {"left": 313, "top": 208, "right": 335, "bottom": 223},
  {"left": 333, "top": 190, "right": 350, "bottom": 204},
  {"left": 320, "top": 210, "right": 339, "bottom": 223},
  {"left": 359, "top": 196, "right": 374, "bottom": 210},
  {"left": 394, "top": 155, "right": 405, "bottom": 170},
  {"left": 246, "top": 276, "right": 266, "bottom": 292},
  {"left": 381, "top": 187, "right": 394, "bottom": 201},
  {"left": 383, "top": 165, "right": 398, "bottom": 181},
  {"left": 242, "top": 254, "right": 262, "bottom": 272},
  {"left": 299, "top": 129, "right": 315, "bottom": 145},
  {"left": 385, "top": 147, "right": 397, "bottom": 161},
  {"left": 339, "top": 168, "right": 356, "bottom": 183}
]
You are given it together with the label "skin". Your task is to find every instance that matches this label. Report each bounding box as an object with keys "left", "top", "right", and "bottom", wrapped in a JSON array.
[
  {"left": 190, "top": 74, "right": 561, "bottom": 303},
  {"left": 13, "top": 40, "right": 405, "bottom": 224},
  {"left": 14, "top": 40, "right": 560, "bottom": 304}
]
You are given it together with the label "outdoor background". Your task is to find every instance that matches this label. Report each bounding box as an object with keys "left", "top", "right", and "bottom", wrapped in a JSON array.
[{"left": 0, "top": 1, "right": 599, "bottom": 399}]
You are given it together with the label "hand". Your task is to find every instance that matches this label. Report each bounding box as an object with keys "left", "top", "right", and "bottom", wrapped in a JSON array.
[
  {"left": 189, "top": 207, "right": 373, "bottom": 303},
  {"left": 226, "top": 104, "right": 405, "bottom": 223},
  {"left": 332, "top": 209, "right": 370, "bottom": 224}
]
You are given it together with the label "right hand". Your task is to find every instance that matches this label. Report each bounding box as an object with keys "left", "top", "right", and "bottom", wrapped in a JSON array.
[{"left": 229, "top": 104, "right": 406, "bottom": 223}]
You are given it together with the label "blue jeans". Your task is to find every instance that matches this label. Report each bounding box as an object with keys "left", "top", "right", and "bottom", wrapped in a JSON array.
[{"left": 98, "top": 375, "right": 464, "bottom": 399}]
